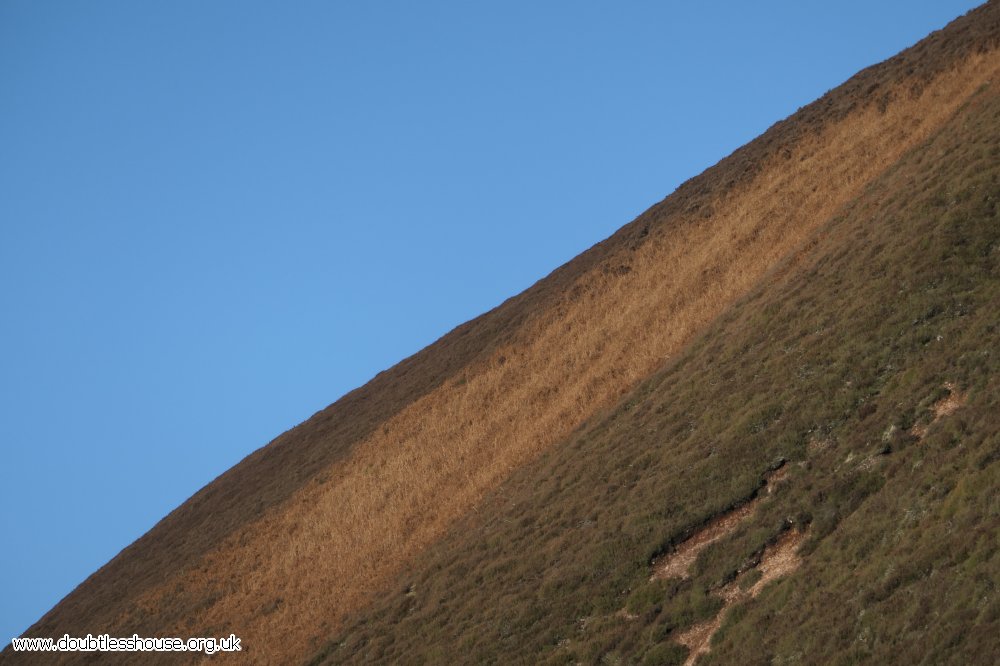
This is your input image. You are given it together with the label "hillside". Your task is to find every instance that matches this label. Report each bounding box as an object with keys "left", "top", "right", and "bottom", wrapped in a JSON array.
[
  {"left": 6, "top": 2, "right": 1000, "bottom": 664},
  {"left": 315, "top": 43, "right": 1000, "bottom": 666}
]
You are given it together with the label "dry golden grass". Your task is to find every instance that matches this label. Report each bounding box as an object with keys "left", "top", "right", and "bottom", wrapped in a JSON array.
[{"left": 100, "top": 51, "right": 1000, "bottom": 663}]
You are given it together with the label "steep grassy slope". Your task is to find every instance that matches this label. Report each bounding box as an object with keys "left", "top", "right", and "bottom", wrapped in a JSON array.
[
  {"left": 315, "top": 68, "right": 1000, "bottom": 666},
  {"left": 7, "top": 3, "right": 1000, "bottom": 665}
]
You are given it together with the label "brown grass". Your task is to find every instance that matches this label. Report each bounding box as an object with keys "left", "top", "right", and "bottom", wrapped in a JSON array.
[{"left": 104, "top": 52, "right": 1000, "bottom": 663}]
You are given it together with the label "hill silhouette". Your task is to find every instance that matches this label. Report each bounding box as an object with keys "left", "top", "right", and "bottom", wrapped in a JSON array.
[{"left": 6, "top": 2, "right": 1000, "bottom": 664}]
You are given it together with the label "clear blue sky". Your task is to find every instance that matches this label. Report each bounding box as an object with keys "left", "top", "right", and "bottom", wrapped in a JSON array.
[{"left": 0, "top": 0, "right": 982, "bottom": 645}]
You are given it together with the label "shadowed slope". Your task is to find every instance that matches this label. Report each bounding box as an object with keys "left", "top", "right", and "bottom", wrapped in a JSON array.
[{"left": 8, "top": 3, "right": 1000, "bottom": 664}]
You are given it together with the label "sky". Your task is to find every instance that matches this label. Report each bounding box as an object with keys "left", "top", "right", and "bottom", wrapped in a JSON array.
[{"left": 0, "top": 0, "right": 983, "bottom": 647}]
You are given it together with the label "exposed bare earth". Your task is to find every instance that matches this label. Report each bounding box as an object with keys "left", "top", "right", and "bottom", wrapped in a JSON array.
[
  {"left": 647, "top": 463, "right": 806, "bottom": 665},
  {"left": 745, "top": 529, "right": 807, "bottom": 598},
  {"left": 677, "top": 616, "right": 724, "bottom": 666},
  {"left": 678, "top": 529, "right": 808, "bottom": 666},
  {"left": 653, "top": 505, "right": 757, "bottom": 581},
  {"left": 910, "top": 382, "right": 967, "bottom": 439},
  {"left": 649, "top": 466, "right": 807, "bottom": 664},
  {"left": 652, "top": 467, "right": 789, "bottom": 581},
  {"left": 933, "top": 383, "right": 966, "bottom": 419}
]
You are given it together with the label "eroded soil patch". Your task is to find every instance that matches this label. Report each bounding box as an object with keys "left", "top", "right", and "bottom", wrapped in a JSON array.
[
  {"left": 910, "top": 382, "right": 966, "bottom": 439},
  {"left": 646, "top": 465, "right": 805, "bottom": 665},
  {"left": 652, "top": 466, "right": 789, "bottom": 581},
  {"left": 677, "top": 529, "right": 808, "bottom": 666},
  {"left": 652, "top": 503, "right": 757, "bottom": 581}
]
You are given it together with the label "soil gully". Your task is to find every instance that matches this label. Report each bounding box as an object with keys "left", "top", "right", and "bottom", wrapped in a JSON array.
[
  {"left": 666, "top": 386, "right": 972, "bottom": 663},
  {"left": 645, "top": 465, "right": 804, "bottom": 665},
  {"left": 651, "top": 465, "right": 790, "bottom": 582},
  {"left": 676, "top": 529, "right": 808, "bottom": 666}
]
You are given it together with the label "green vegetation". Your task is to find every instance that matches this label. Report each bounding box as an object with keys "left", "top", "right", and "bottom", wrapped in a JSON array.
[{"left": 311, "top": 82, "right": 1000, "bottom": 665}]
